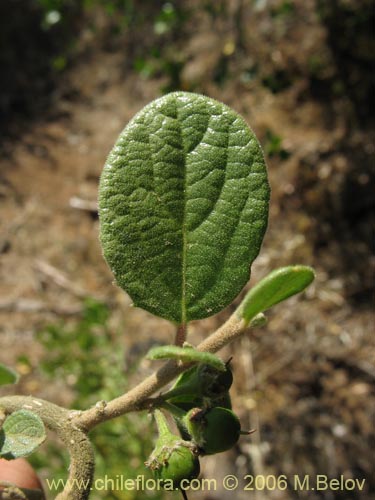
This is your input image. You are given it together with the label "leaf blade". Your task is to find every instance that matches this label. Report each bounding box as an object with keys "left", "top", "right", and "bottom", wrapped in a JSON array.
[
  {"left": 99, "top": 92, "right": 270, "bottom": 322},
  {"left": 239, "top": 265, "right": 315, "bottom": 324},
  {"left": 147, "top": 345, "right": 226, "bottom": 371},
  {"left": 0, "top": 410, "right": 46, "bottom": 459}
]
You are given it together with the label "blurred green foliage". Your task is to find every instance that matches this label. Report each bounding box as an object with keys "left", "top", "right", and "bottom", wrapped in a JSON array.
[
  {"left": 154, "top": 2, "right": 179, "bottom": 35},
  {"left": 270, "top": 0, "right": 295, "bottom": 18},
  {"left": 262, "top": 70, "right": 292, "bottom": 94},
  {"left": 0, "top": 1, "right": 187, "bottom": 135},
  {"left": 264, "top": 129, "right": 290, "bottom": 160},
  {"left": 1, "top": 0, "right": 373, "bottom": 136},
  {"left": 30, "top": 299, "right": 167, "bottom": 500}
]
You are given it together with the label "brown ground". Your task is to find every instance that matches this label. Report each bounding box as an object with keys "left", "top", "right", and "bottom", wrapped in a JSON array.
[{"left": 0, "top": 1, "right": 374, "bottom": 499}]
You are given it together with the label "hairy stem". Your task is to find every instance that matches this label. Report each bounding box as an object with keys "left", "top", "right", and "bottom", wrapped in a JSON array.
[
  {"left": 175, "top": 323, "right": 187, "bottom": 346},
  {"left": 160, "top": 401, "right": 186, "bottom": 420},
  {"left": 153, "top": 409, "right": 170, "bottom": 438}
]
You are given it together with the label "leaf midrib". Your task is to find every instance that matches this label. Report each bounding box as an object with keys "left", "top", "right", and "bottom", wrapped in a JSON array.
[{"left": 175, "top": 96, "right": 187, "bottom": 325}]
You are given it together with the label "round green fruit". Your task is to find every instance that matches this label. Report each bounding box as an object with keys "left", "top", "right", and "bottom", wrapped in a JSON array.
[
  {"left": 147, "top": 410, "right": 200, "bottom": 489},
  {"left": 152, "top": 441, "right": 200, "bottom": 488},
  {"left": 185, "top": 407, "right": 241, "bottom": 455}
]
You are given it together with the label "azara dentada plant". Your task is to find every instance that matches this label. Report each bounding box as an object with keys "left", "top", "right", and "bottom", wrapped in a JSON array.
[{"left": 0, "top": 92, "right": 315, "bottom": 499}]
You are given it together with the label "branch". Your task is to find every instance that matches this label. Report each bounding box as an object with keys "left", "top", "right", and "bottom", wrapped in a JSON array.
[
  {"left": 0, "top": 310, "right": 250, "bottom": 498},
  {"left": 73, "top": 312, "right": 246, "bottom": 431}
]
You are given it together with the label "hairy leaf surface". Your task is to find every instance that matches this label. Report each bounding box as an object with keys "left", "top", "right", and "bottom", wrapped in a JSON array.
[
  {"left": 99, "top": 92, "right": 269, "bottom": 322},
  {"left": 0, "top": 410, "right": 46, "bottom": 459}
]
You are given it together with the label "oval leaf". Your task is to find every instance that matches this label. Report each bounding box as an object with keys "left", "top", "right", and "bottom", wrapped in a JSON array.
[
  {"left": 147, "top": 345, "right": 226, "bottom": 371},
  {"left": 0, "top": 410, "right": 46, "bottom": 459},
  {"left": 99, "top": 91, "right": 270, "bottom": 323},
  {"left": 0, "top": 363, "right": 19, "bottom": 386},
  {"left": 239, "top": 265, "right": 315, "bottom": 324}
]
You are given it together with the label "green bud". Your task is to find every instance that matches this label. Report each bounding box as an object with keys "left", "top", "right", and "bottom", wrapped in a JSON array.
[
  {"left": 184, "top": 407, "right": 241, "bottom": 455},
  {"left": 165, "top": 360, "right": 233, "bottom": 408},
  {"left": 199, "top": 361, "right": 233, "bottom": 397}
]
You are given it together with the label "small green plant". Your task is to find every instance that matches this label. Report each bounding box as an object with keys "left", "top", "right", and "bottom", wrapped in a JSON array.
[{"left": 0, "top": 92, "right": 315, "bottom": 499}]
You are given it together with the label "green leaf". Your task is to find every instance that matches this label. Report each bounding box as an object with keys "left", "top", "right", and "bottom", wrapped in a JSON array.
[
  {"left": 99, "top": 91, "right": 270, "bottom": 323},
  {"left": 0, "top": 410, "right": 46, "bottom": 459},
  {"left": 249, "top": 312, "right": 267, "bottom": 328},
  {"left": 0, "top": 363, "right": 19, "bottom": 386},
  {"left": 239, "top": 265, "right": 315, "bottom": 324},
  {"left": 147, "top": 345, "right": 226, "bottom": 371}
]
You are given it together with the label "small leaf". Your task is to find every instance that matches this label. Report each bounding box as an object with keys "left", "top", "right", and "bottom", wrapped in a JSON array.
[
  {"left": 99, "top": 91, "right": 270, "bottom": 323},
  {"left": 0, "top": 363, "right": 19, "bottom": 386},
  {"left": 0, "top": 410, "right": 46, "bottom": 459},
  {"left": 147, "top": 345, "right": 226, "bottom": 371},
  {"left": 239, "top": 265, "right": 315, "bottom": 324},
  {"left": 249, "top": 312, "right": 267, "bottom": 328}
]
